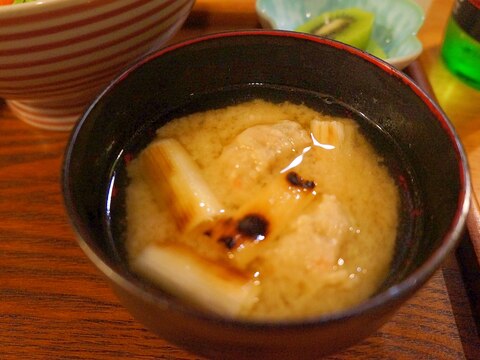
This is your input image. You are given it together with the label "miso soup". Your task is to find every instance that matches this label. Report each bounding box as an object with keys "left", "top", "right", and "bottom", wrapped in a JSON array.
[{"left": 123, "top": 99, "right": 401, "bottom": 321}]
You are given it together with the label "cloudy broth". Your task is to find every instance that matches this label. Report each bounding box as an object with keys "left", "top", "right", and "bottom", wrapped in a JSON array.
[{"left": 106, "top": 85, "right": 419, "bottom": 320}]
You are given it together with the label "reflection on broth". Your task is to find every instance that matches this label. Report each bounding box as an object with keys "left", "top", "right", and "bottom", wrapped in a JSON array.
[{"left": 124, "top": 99, "right": 400, "bottom": 320}]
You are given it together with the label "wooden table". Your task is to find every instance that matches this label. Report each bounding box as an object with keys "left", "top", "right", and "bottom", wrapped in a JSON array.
[{"left": 1, "top": 0, "right": 479, "bottom": 358}]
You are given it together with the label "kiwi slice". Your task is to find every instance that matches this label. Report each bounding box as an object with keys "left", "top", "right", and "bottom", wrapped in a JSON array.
[
  {"left": 366, "top": 39, "right": 387, "bottom": 59},
  {"left": 295, "top": 8, "right": 375, "bottom": 51}
]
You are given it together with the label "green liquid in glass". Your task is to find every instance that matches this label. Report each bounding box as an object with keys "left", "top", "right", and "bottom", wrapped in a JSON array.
[{"left": 441, "top": 17, "right": 480, "bottom": 90}]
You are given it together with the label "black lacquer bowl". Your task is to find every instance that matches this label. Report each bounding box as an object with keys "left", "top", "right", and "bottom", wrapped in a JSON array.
[{"left": 62, "top": 31, "right": 470, "bottom": 359}]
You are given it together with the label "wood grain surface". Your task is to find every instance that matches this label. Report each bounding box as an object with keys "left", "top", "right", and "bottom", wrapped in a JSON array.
[{"left": 1, "top": 0, "right": 479, "bottom": 359}]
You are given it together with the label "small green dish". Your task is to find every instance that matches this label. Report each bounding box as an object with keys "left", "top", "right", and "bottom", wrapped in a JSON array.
[{"left": 256, "top": 0, "right": 425, "bottom": 69}]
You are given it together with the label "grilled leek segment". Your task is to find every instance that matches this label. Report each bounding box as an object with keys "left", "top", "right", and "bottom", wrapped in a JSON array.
[
  {"left": 140, "top": 138, "right": 223, "bottom": 233},
  {"left": 132, "top": 243, "right": 259, "bottom": 317},
  {"left": 310, "top": 120, "right": 356, "bottom": 149}
]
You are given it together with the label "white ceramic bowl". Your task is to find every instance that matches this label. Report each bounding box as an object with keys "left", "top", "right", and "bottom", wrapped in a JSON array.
[
  {"left": 0, "top": 0, "right": 194, "bottom": 130},
  {"left": 256, "top": 0, "right": 425, "bottom": 70}
]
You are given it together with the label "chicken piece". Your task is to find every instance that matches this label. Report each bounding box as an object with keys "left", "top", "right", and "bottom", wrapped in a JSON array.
[
  {"left": 215, "top": 120, "right": 311, "bottom": 199},
  {"left": 245, "top": 194, "right": 356, "bottom": 319},
  {"left": 268, "top": 194, "right": 353, "bottom": 272}
]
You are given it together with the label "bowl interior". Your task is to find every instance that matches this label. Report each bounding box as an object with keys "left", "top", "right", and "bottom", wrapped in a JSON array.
[
  {"left": 256, "top": 0, "right": 425, "bottom": 67},
  {"left": 63, "top": 30, "right": 468, "bottom": 357}
]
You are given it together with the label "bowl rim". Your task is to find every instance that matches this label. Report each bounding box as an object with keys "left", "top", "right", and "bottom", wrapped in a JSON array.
[
  {"left": 0, "top": 0, "right": 182, "bottom": 15},
  {"left": 0, "top": 0, "right": 89, "bottom": 14},
  {"left": 63, "top": 29, "right": 471, "bottom": 329}
]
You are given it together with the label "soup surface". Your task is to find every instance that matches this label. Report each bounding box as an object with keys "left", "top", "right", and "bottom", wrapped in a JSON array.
[{"left": 125, "top": 99, "right": 400, "bottom": 320}]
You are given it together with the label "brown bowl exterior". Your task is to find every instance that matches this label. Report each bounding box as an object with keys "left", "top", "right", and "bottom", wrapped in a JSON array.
[{"left": 63, "top": 31, "right": 470, "bottom": 359}]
